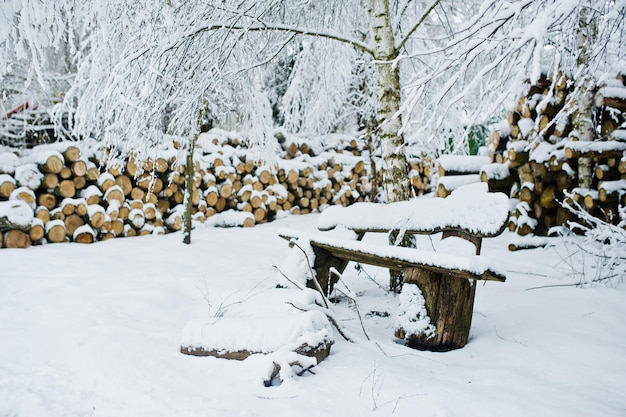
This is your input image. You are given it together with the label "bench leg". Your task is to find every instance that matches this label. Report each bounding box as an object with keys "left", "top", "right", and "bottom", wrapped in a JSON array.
[
  {"left": 309, "top": 246, "right": 351, "bottom": 296},
  {"left": 396, "top": 267, "right": 477, "bottom": 351}
]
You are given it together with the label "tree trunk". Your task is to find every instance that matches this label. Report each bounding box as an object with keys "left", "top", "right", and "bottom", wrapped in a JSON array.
[
  {"left": 398, "top": 267, "right": 477, "bottom": 351},
  {"left": 369, "top": 0, "right": 413, "bottom": 292},
  {"left": 574, "top": 6, "right": 597, "bottom": 192},
  {"left": 368, "top": 0, "right": 411, "bottom": 204},
  {"left": 182, "top": 139, "right": 195, "bottom": 245}
]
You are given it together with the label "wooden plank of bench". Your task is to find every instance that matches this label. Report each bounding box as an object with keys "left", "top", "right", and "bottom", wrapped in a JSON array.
[{"left": 300, "top": 234, "right": 506, "bottom": 282}]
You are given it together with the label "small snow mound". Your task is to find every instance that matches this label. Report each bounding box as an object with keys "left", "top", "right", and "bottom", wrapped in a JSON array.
[{"left": 395, "top": 283, "right": 435, "bottom": 341}]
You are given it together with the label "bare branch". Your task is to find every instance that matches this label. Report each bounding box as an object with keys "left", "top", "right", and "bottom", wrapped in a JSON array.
[{"left": 395, "top": 0, "right": 441, "bottom": 53}]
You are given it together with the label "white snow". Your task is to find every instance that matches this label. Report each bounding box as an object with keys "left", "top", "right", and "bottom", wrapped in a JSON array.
[
  {"left": 611, "top": 129, "right": 626, "bottom": 141},
  {"left": 0, "top": 152, "right": 19, "bottom": 174},
  {"left": 565, "top": 140, "right": 626, "bottom": 153},
  {"left": 481, "top": 162, "right": 511, "bottom": 180},
  {"left": 395, "top": 283, "right": 435, "bottom": 340},
  {"left": 181, "top": 309, "right": 332, "bottom": 355},
  {"left": 0, "top": 213, "right": 625, "bottom": 416},
  {"left": 0, "top": 199, "right": 33, "bottom": 226},
  {"left": 14, "top": 163, "right": 43, "bottom": 190},
  {"left": 437, "top": 173, "right": 481, "bottom": 192},
  {"left": 205, "top": 209, "right": 254, "bottom": 227},
  {"left": 72, "top": 224, "right": 96, "bottom": 240},
  {"left": 318, "top": 183, "right": 509, "bottom": 236},
  {"left": 438, "top": 155, "right": 491, "bottom": 173},
  {"left": 600, "top": 85, "right": 626, "bottom": 100},
  {"left": 517, "top": 117, "right": 535, "bottom": 137},
  {"left": 599, "top": 179, "right": 626, "bottom": 193}
]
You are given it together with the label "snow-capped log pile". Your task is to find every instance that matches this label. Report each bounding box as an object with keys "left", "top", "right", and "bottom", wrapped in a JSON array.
[
  {"left": 278, "top": 132, "right": 432, "bottom": 197},
  {"left": 0, "top": 130, "right": 380, "bottom": 248},
  {"left": 485, "top": 71, "right": 626, "bottom": 236}
]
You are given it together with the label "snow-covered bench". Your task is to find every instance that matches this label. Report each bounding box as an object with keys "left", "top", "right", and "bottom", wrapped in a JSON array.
[{"left": 281, "top": 183, "right": 510, "bottom": 351}]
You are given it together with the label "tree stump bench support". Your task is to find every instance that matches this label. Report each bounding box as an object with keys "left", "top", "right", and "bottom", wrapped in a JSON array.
[{"left": 280, "top": 183, "right": 509, "bottom": 351}]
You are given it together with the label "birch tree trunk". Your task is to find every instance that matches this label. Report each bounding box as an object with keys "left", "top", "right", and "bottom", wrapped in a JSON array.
[
  {"left": 574, "top": 6, "right": 597, "bottom": 192},
  {"left": 368, "top": 0, "right": 411, "bottom": 203},
  {"left": 182, "top": 137, "right": 195, "bottom": 245},
  {"left": 182, "top": 106, "right": 208, "bottom": 245}
]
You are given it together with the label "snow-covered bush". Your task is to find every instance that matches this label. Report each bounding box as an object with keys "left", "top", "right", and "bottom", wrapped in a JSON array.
[
  {"left": 394, "top": 283, "right": 435, "bottom": 341},
  {"left": 550, "top": 198, "right": 626, "bottom": 287}
]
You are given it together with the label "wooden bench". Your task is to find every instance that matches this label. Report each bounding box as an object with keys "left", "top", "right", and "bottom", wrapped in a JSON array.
[{"left": 280, "top": 183, "right": 509, "bottom": 351}]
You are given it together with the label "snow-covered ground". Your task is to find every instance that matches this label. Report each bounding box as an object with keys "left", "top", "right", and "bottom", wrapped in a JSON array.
[{"left": 1, "top": 213, "right": 625, "bottom": 417}]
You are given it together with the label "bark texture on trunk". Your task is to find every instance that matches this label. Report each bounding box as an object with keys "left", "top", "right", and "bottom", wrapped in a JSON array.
[
  {"left": 397, "top": 267, "right": 477, "bottom": 351},
  {"left": 182, "top": 140, "right": 195, "bottom": 245},
  {"left": 574, "top": 6, "right": 597, "bottom": 191},
  {"left": 368, "top": 0, "right": 411, "bottom": 203}
]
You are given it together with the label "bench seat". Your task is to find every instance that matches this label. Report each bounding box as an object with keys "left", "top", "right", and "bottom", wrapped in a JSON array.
[
  {"left": 280, "top": 231, "right": 506, "bottom": 282},
  {"left": 317, "top": 183, "right": 509, "bottom": 237}
]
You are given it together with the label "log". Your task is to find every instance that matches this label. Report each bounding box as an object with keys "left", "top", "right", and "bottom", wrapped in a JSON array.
[
  {"left": 64, "top": 214, "right": 84, "bottom": 238},
  {"left": 62, "top": 146, "right": 81, "bottom": 163},
  {"left": 11, "top": 187, "right": 36, "bottom": 209},
  {"left": 88, "top": 205, "right": 106, "bottom": 229},
  {"left": 71, "top": 160, "right": 88, "bottom": 177},
  {"left": 130, "top": 187, "right": 146, "bottom": 201},
  {"left": 73, "top": 225, "right": 95, "bottom": 244},
  {"left": 57, "top": 180, "right": 76, "bottom": 198},
  {"left": 599, "top": 180, "right": 626, "bottom": 203},
  {"left": 98, "top": 173, "right": 115, "bottom": 192},
  {"left": 111, "top": 218, "right": 125, "bottom": 236},
  {"left": 72, "top": 175, "right": 87, "bottom": 190},
  {"left": 219, "top": 181, "right": 233, "bottom": 199},
  {"left": 35, "top": 207, "right": 50, "bottom": 224},
  {"left": 87, "top": 165, "right": 99, "bottom": 182},
  {"left": 128, "top": 208, "right": 145, "bottom": 229},
  {"left": 29, "top": 220, "right": 45, "bottom": 242},
  {"left": 539, "top": 184, "right": 558, "bottom": 208},
  {"left": 37, "top": 193, "right": 56, "bottom": 210},
  {"left": 45, "top": 220, "right": 67, "bottom": 243},
  {"left": 59, "top": 166, "right": 72, "bottom": 179},
  {"left": 41, "top": 173, "right": 59, "bottom": 189},
  {"left": 253, "top": 206, "right": 266, "bottom": 223},
  {"left": 396, "top": 267, "right": 476, "bottom": 351},
  {"left": 115, "top": 175, "right": 133, "bottom": 196},
  {"left": 104, "top": 186, "right": 125, "bottom": 206},
  {"left": 0, "top": 176, "right": 15, "bottom": 198},
  {"left": 4, "top": 230, "right": 31, "bottom": 248},
  {"left": 39, "top": 153, "right": 64, "bottom": 174}
]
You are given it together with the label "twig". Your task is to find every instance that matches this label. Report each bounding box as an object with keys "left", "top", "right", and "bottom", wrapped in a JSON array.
[
  {"left": 289, "top": 238, "right": 330, "bottom": 308},
  {"left": 355, "top": 264, "right": 389, "bottom": 293},
  {"left": 374, "top": 341, "right": 448, "bottom": 365},
  {"left": 272, "top": 265, "right": 303, "bottom": 290},
  {"left": 335, "top": 286, "right": 370, "bottom": 341},
  {"left": 286, "top": 301, "right": 355, "bottom": 343}
]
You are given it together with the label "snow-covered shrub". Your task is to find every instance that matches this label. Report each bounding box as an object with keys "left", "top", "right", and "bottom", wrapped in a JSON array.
[
  {"left": 550, "top": 197, "right": 626, "bottom": 287},
  {"left": 394, "top": 283, "right": 435, "bottom": 340}
]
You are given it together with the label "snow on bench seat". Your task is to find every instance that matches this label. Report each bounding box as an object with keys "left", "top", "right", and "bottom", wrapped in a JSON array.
[
  {"left": 284, "top": 231, "right": 506, "bottom": 282},
  {"left": 317, "top": 183, "right": 509, "bottom": 237}
]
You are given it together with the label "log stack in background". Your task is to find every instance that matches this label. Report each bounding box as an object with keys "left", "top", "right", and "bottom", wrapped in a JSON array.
[
  {"left": 1, "top": 130, "right": 431, "bottom": 248},
  {"left": 484, "top": 72, "right": 626, "bottom": 236}
]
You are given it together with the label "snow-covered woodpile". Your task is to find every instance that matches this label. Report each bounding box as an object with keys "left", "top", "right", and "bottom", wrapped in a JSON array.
[
  {"left": 485, "top": 72, "right": 626, "bottom": 236},
  {"left": 0, "top": 130, "right": 386, "bottom": 248}
]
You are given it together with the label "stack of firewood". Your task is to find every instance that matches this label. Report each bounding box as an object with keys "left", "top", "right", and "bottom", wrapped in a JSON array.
[
  {"left": 0, "top": 131, "right": 380, "bottom": 248},
  {"left": 484, "top": 72, "right": 626, "bottom": 235}
]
